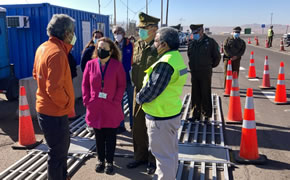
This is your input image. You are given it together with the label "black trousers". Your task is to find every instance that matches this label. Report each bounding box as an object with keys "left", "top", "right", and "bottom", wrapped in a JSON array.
[
  {"left": 268, "top": 36, "right": 273, "bottom": 47},
  {"left": 191, "top": 70, "right": 212, "bottom": 118},
  {"left": 94, "top": 128, "right": 117, "bottom": 163},
  {"left": 37, "top": 113, "right": 70, "bottom": 180}
]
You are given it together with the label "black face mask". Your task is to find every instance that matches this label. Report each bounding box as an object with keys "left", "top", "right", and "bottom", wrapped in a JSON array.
[{"left": 97, "top": 48, "right": 110, "bottom": 59}]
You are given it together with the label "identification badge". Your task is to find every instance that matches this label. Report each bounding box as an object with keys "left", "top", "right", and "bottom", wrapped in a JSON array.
[{"left": 98, "top": 92, "right": 107, "bottom": 99}]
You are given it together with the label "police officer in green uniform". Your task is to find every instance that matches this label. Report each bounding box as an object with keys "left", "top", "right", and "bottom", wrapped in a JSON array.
[
  {"left": 126, "top": 12, "right": 159, "bottom": 175},
  {"left": 223, "top": 26, "right": 246, "bottom": 88},
  {"left": 187, "top": 24, "right": 221, "bottom": 121}
]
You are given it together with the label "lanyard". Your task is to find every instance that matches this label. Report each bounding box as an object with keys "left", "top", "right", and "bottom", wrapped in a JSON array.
[{"left": 99, "top": 59, "right": 110, "bottom": 91}]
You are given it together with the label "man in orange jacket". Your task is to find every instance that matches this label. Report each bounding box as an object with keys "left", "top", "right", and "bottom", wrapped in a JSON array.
[{"left": 33, "top": 14, "right": 76, "bottom": 180}]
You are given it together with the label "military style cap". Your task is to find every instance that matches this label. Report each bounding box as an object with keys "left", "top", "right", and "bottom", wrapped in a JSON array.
[
  {"left": 233, "top": 26, "right": 242, "bottom": 33},
  {"left": 171, "top": 24, "right": 181, "bottom": 31},
  {"left": 190, "top": 24, "right": 203, "bottom": 33},
  {"left": 137, "top": 12, "right": 160, "bottom": 28}
]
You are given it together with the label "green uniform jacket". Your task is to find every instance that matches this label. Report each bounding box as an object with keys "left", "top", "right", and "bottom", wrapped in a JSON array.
[
  {"left": 223, "top": 37, "right": 246, "bottom": 61},
  {"left": 187, "top": 34, "right": 221, "bottom": 71},
  {"left": 132, "top": 39, "right": 158, "bottom": 92}
]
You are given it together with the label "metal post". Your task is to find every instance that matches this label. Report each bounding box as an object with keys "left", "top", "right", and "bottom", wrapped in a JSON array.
[
  {"left": 146, "top": 0, "right": 148, "bottom": 14},
  {"left": 114, "top": 0, "right": 116, "bottom": 25},
  {"left": 98, "top": 0, "right": 100, "bottom": 14},
  {"left": 161, "top": 0, "right": 163, "bottom": 26},
  {"left": 270, "top": 12, "right": 273, "bottom": 25},
  {"left": 166, "top": 0, "right": 169, "bottom": 26},
  {"left": 127, "top": 0, "right": 129, "bottom": 31}
]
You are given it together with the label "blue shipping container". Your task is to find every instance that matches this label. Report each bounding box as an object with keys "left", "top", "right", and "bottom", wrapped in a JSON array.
[
  {"left": 0, "top": 3, "right": 110, "bottom": 79},
  {"left": 0, "top": 7, "right": 10, "bottom": 79}
]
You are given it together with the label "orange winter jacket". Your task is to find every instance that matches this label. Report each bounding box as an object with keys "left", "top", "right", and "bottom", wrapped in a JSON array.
[{"left": 33, "top": 37, "right": 75, "bottom": 116}]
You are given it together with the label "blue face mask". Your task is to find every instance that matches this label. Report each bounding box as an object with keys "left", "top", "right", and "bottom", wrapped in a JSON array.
[
  {"left": 233, "top": 33, "right": 240, "bottom": 38},
  {"left": 93, "top": 38, "right": 98, "bottom": 44},
  {"left": 193, "top": 33, "right": 200, "bottom": 41},
  {"left": 139, "top": 29, "right": 149, "bottom": 40}
]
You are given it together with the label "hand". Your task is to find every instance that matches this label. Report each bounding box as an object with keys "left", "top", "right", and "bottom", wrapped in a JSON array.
[{"left": 231, "top": 56, "right": 238, "bottom": 61}]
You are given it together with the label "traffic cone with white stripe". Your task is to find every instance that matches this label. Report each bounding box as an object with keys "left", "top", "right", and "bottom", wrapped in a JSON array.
[
  {"left": 265, "top": 39, "right": 269, "bottom": 48},
  {"left": 12, "top": 86, "right": 42, "bottom": 149},
  {"left": 254, "top": 36, "right": 259, "bottom": 46},
  {"left": 224, "top": 59, "right": 232, "bottom": 97},
  {"left": 234, "top": 88, "right": 267, "bottom": 164},
  {"left": 227, "top": 72, "right": 243, "bottom": 123},
  {"left": 248, "top": 51, "right": 257, "bottom": 79},
  {"left": 248, "top": 38, "right": 251, "bottom": 44},
  {"left": 274, "top": 62, "right": 289, "bottom": 104},
  {"left": 280, "top": 38, "right": 285, "bottom": 51},
  {"left": 259, "top": 56, "right": 274, "bottom": 89}
]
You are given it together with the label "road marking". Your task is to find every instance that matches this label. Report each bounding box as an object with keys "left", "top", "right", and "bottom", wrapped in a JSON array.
[
  {"left": 284, "top": 109, "right": 290, "bottom": 112},
  {"left": 248, "top": 78, "right": 260, "bottom": 81},
  {"left": 261, "top": 91, "right": 275, "bottom": 99},
  {"left": 239, "top": 67, "right": 246, "bottom": 71}
]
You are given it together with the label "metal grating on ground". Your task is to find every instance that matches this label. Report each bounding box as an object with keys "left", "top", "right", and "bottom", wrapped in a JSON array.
[
  {"left": 0, "top": 95, "right": 130, "bottom": 180},
  {"left": 176, "top": 94, "right": 231, "bottom": 180},
  {"left": 0, "top": 94, "right": 232, "bottom": 180}
]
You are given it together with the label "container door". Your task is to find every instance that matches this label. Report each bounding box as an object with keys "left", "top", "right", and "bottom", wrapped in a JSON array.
[
  {"left": 82, "top": 21, "right": 91, "bottom": 50},
  {"left": 0, "top": 12, "right": 10, "bottom": 79}
]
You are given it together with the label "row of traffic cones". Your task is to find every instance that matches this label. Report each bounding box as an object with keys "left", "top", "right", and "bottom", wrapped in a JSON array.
[
  {"left": 248, "top": 37, "right": 286, "bottom": 51},
  {"left": 225, "top": 52, "right": 288, "bottom": 105}
]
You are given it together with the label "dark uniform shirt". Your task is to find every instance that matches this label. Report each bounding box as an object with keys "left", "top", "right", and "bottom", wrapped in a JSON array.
[
  {"left": 223, "top": 37, "right": 246, "bottom": 59},
  {"left": 187, "top": 34, "right": 221, "bottom": 71}
]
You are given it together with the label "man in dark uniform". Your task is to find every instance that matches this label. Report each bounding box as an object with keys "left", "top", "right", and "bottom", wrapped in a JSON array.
[
  {"left": 223, "top": 26, "right": 246, "bottom": 88},
  {"left": 187, "top": 24, "right": 221, "bottom": 121},
  {"left": 127, "top": 12, "right": 159, "bottom": 175}
]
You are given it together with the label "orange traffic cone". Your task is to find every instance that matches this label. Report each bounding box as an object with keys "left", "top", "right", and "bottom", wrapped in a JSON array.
[
  {"left": 234, "top": 88, "right": 267, "bottom": 164},
  {"left": 259, "top": 56, "right": 274, "bottom": 89},
  {"left": 248, "top": 38, "right": 251, "bottom": 44},
  {"left": 224, "top": 59, "right": 232, "bottom": 97},
  {"left": 248, "top": 51, "right": 257, "bottom": 79},
  {"left": 255, "top": 36, "right": 259, "bottom": 46},
  {"left": 265, "top": 39, "right": 269, "bottom": 48},
  {"left": 274, "top": 62, "right": 289, "bottom": 104},
  {"left": 12, "top": 86, "right": 42, "bottom": 149},
  {"left": 220, "top": 42, "right": 224, "bottom": 54},
  {"left": 280, "top": 38, "right": 285, "bottom": 51},
  {"left": 227, "top": 72, "right": 243, "bottom": 123}
]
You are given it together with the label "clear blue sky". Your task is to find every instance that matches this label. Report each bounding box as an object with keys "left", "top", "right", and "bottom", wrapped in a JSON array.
[{"left": 1, "top": 0, "right": 289, "bottom": 26}]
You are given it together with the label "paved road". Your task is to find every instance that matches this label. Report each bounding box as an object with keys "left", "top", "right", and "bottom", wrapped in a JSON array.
[
  {"left": 0, "top": 36, "right": 290, "bottom": 179},
  {"left": 212, "top": 35, "right": 290, "bottom": 180}
]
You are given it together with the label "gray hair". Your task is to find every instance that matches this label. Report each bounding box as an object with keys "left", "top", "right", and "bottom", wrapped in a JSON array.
[
  {"left": 112, "top": 26, "right": 125, "bottom": 34},
  {"left": 157, "top": 27, "right": 179, "bottom": 50},
  {"left": 47, "top": 14, "right": 75, "bottom": 40}
]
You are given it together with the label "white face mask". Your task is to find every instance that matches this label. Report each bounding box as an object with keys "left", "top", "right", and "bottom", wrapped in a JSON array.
[
  {"left": 70, "top": 33, "right": 77, "bottom": 46},
  {"left": 114, "top": 34, "right": 123, "bottom": 42}
]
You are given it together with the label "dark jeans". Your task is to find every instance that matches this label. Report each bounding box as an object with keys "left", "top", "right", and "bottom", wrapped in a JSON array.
[
  {"left": 94, "top": 128, "right": 117, "bottom": 163},
  {"left": 37, "top": 113, "right": 70, "bottom": 180},
  {"left": 268, "top": 36, "right": 273, "bottom": 47},
  {"left": 120, "top": 82, "right": 134, "bottom": 128}
]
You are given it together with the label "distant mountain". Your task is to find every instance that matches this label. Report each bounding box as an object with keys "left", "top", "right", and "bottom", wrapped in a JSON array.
[{"left": 182, "top": 24, "right": 289, "bottom": 35}]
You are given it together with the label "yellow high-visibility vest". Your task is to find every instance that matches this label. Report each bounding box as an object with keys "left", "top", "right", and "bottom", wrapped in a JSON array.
[{"left": 141, "top": 50, "right": 188, "bottom": 117}]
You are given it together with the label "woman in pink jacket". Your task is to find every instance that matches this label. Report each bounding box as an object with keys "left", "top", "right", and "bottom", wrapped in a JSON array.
[{"left": 82, "top": 37, "right": 126, "bottom": 175}]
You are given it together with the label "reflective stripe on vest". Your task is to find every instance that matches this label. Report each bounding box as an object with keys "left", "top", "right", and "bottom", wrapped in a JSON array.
[
  {"left": 142, "top": 50, "right": 188, "bottom": 117},
  {"left": 242, "top": 120, "right": 256, "bottom": 129}
]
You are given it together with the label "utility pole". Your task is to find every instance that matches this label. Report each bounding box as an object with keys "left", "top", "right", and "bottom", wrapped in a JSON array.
[
  {"left": 127, "top": 0, "right": 129, "bottom": 31},
  {"left": 98, "top": 0, "right": 100, "bottom": 14},
  {"left": 161, "top": 0, "right": 163, "bottom": 26},
  {"left": 165, "top": 0, "right": 169, "bottom": 26},
  {"left": 114, "top": 0, "right": 116, "bottom": 25},
  {"left": 146, "top": 0, "right": 148, "bottom": 14},
  {"left": 270, "top": 12, "right": 273, "bottom": 26}
]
